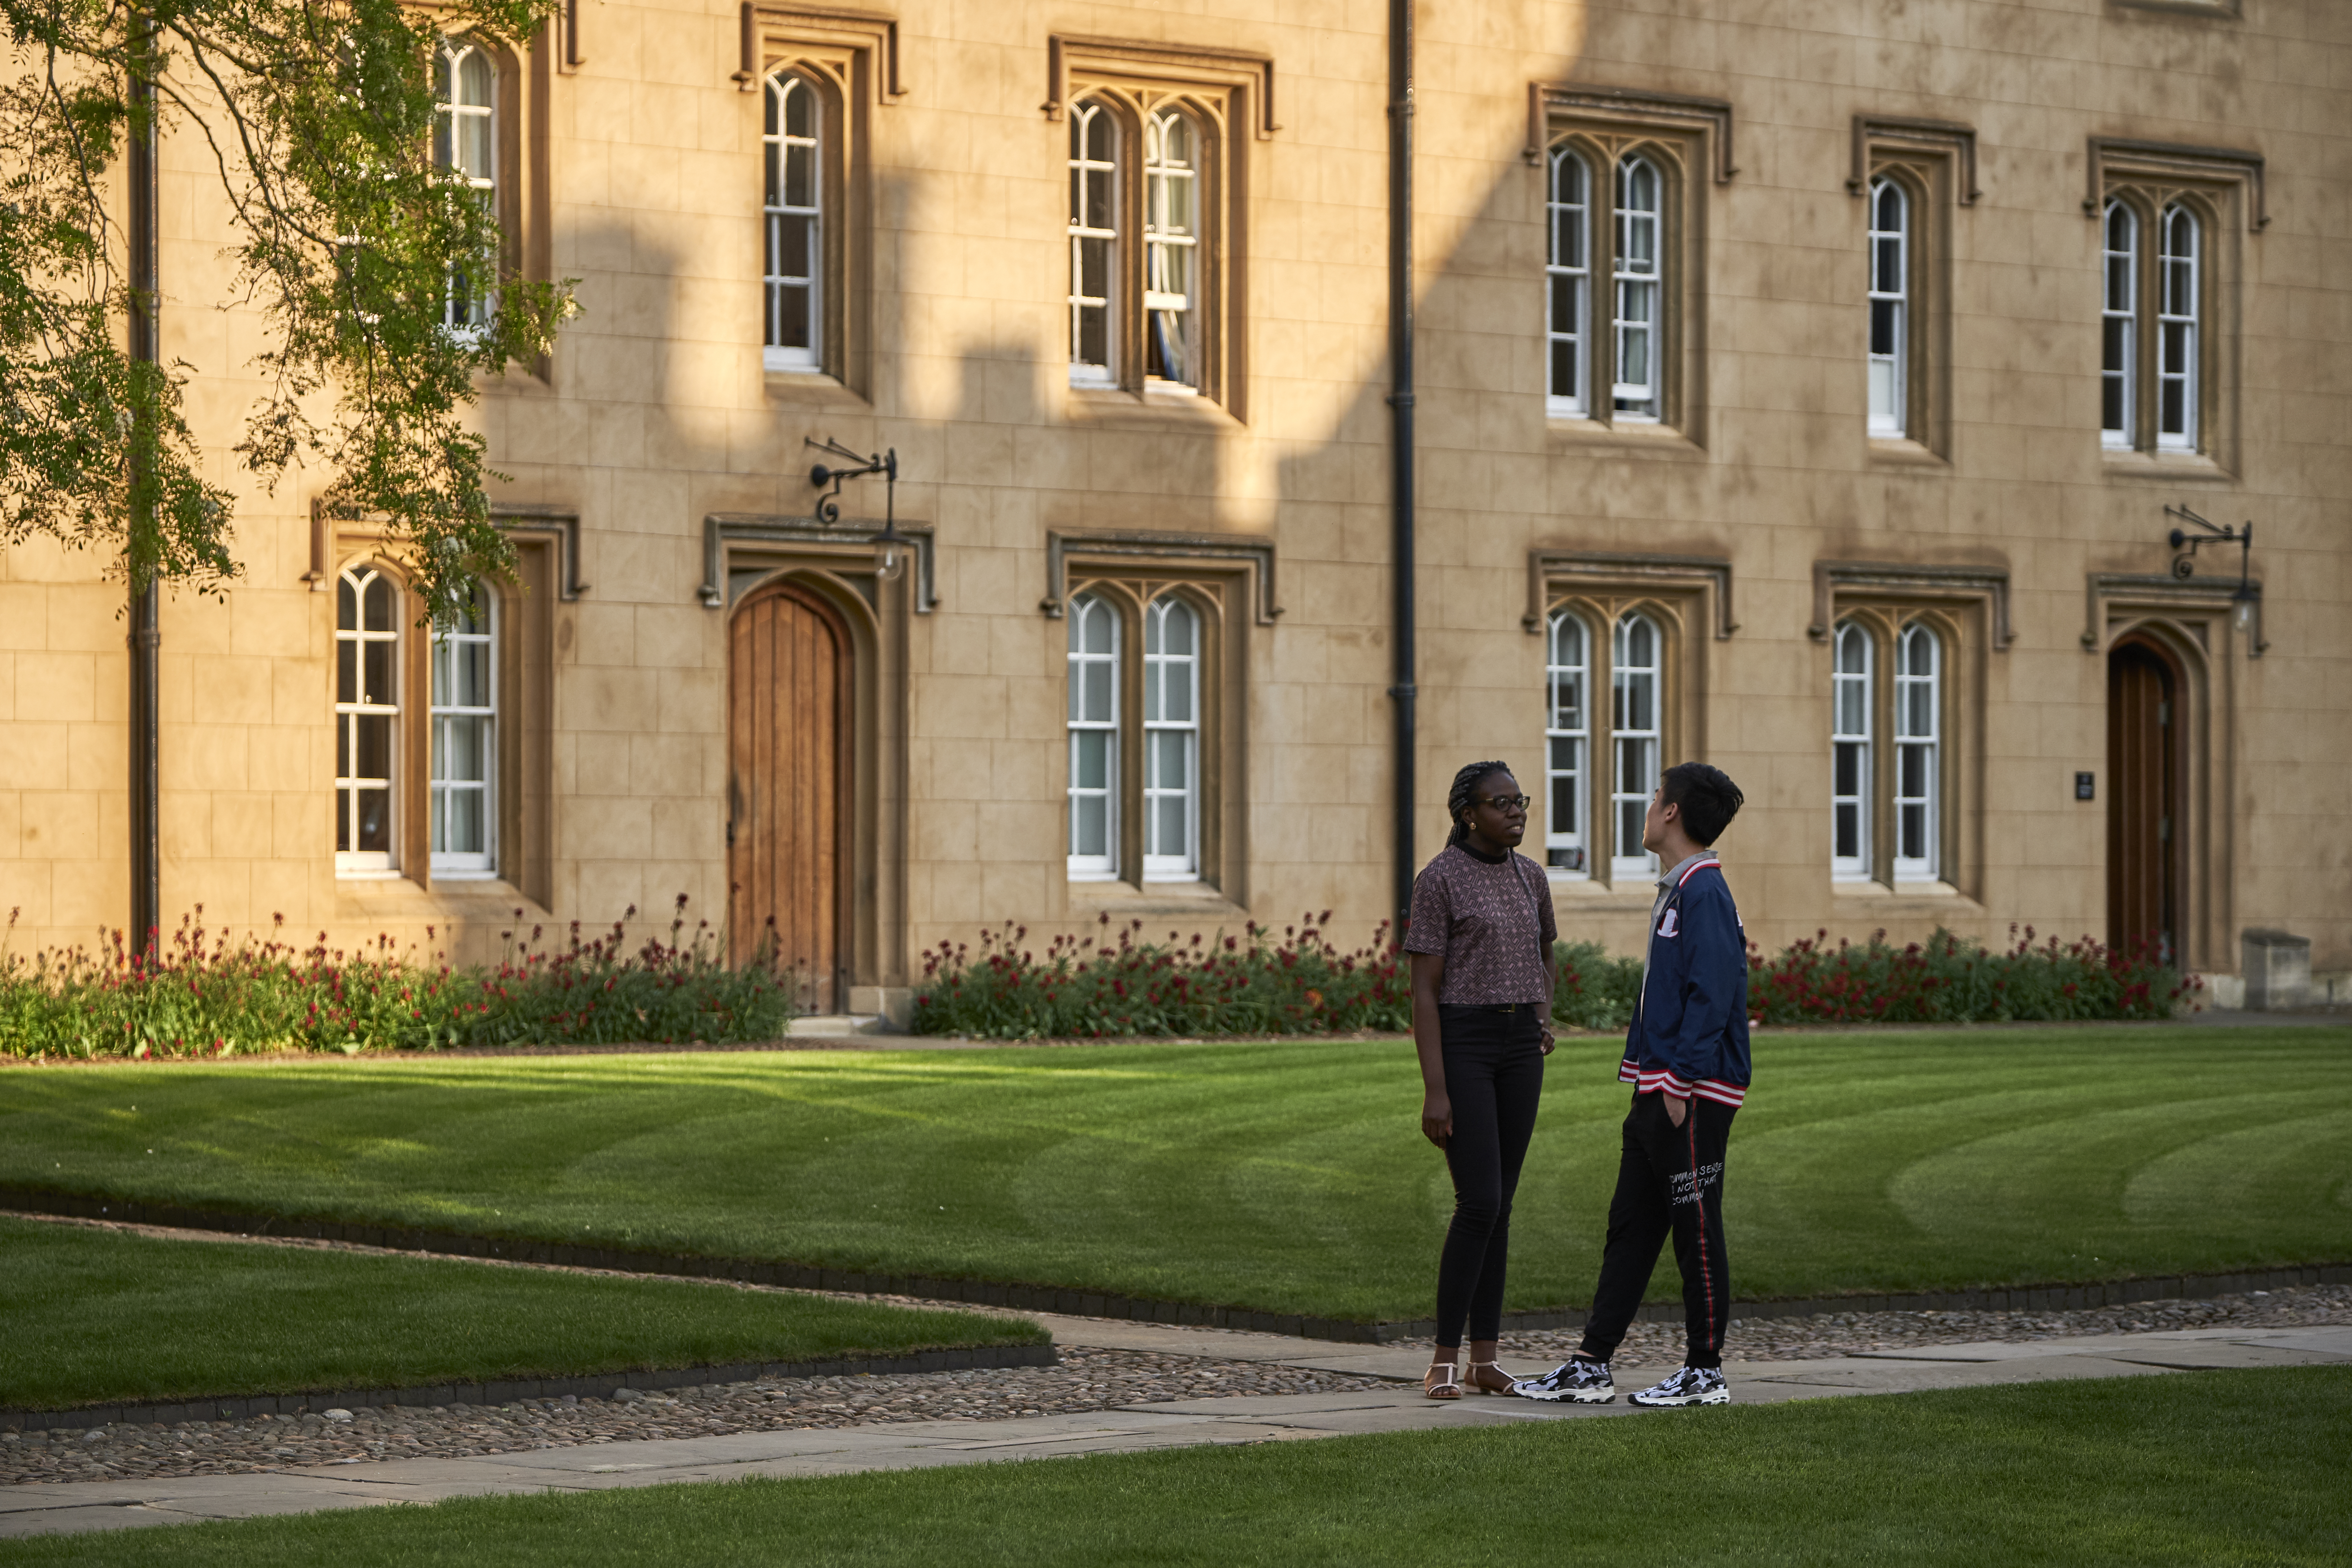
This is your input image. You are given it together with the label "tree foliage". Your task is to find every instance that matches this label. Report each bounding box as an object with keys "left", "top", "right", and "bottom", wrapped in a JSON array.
[{"left": 0, "top": 0, "right": 573, "bottom": 622}]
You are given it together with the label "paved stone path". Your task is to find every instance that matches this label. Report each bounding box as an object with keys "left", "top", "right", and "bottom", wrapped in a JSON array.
[{"left": 4, "top": 1311, "right": 2346, "bottom": 1541}]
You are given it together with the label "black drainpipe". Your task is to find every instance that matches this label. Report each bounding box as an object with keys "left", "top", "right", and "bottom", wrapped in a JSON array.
[
  {"left": 1386, "top": 0, "right": 1417, "bottom": 930},
  {"left": 128, "top": 20, "right": 162, "bottom": 958}
]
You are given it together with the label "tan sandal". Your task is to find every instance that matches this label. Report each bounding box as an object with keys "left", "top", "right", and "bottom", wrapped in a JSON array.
[
  {"left": 1467, "top": 1360, "right": 1518, "bottom": 1397},
  {"left": 1424, "top": 1363, "right": 1461, "bottom": 1400}
]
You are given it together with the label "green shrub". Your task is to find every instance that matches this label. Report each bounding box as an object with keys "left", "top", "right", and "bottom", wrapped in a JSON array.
[
  {"left": 909, "top": 920, "right": 2190, "bottom": 1040},
  {"left": 1747, "top": 926, "right": 2193, "bottom": 1025},
  {"left": 1551, "top": 940, "right": 1644, "bottom": 1031},
  {"left": 908, "top": 917, "right": 1643, "bottom": 1041},
  {"left": 909, "top": 914, "right": 1411, "bottom": 1039},
  {"left": 0, "top": 899, "right": 795, "bottom": 1058}
]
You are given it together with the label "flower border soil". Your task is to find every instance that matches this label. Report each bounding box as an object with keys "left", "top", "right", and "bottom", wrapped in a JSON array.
[
  {"left": 0, "top": 1343, "right": 1060, "bottom": 1435},
  {"left": 8, "top": 1186, "right": 2343, "bottom": 1348}
]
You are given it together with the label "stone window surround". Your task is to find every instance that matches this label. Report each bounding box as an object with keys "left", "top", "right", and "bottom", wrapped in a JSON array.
[
  {"left": 1054, "top": 575, "right": 1236, "bottom": 903},
  {"left": 1528, "top": 556, "right": 1730, "bottom": 889},
  {"left": 1046, "top": 550, "right": 1258, "bottom": 911},
  {"left": 2087, "top": 139, "right": 2263, "bottom": 474},
  {"left": 1850, "top": 117, "right": 1976, "bottom": 464},
  {"left": 1821, "top": 604, "right": 1968, "bottom": 898},
  {"left": 312, "top": 504, "right": 567, "bottom": 903},
  {"left": 1527, "top": 552, "right": 1728, "bottom": 891},
  {"left": 735, "top": 7, "right": 903, "bottom": 400},
  {"left": 1808, "top": 562, "right": 2009, "bottom": 903},
  {"left": 1044, "top": 37, "right": 1274, "bottom": 420},
  {"left": 419, "top": 17, "right": 557, "bottom": 378},
  {"left": 1539, "top": 595, "right": 1687, "bottom": 891},
  {"left": 1528, "top": 86, "right": 1732, "bottom": 446}
]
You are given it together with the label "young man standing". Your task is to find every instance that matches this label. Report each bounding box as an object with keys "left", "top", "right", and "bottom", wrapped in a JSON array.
[{"left": 1516, "top": 761, "right": 1749, "bottom": 1409}]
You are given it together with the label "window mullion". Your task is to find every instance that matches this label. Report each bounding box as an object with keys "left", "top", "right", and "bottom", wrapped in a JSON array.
[
  {"left": 1120, "top": 605, "right": 1144, "bottom": 879},
  {"left": 1122, "top": 110, "right": 1147, "bottom": 392},
  {"left": 1594, "top": 158, "right": 1618, "bottom": 426},
  {"left": 2138, "top": 216, "right": 2161, "bottom": 452}
]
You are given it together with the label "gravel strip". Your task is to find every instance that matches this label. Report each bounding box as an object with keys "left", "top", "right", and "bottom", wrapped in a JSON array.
[
  {"left": 0, "top": 1347, "right": 1391, "bottom": 1487},
  {"left": 7, "top": 1207, "right": 2346, "bottom": 1487},
  {"left": 7, "top": 1284, "right": 2345, "bottom": 1485},
  {"left": 1498, "top": 1282, "right": 2352, "bottom": 1373}
]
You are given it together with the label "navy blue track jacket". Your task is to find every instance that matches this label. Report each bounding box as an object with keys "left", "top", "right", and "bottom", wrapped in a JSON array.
[{"left": 1619, "top": 855, "right": 1752, "bottom": 1108}]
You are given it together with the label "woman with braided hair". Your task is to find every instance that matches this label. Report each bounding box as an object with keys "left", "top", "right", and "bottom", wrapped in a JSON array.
[{"left": 1401, "top": 761, "right": 1557, "bottom": 1399}]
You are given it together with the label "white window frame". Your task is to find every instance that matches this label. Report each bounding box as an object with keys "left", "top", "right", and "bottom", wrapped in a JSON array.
[
  {"left": 430, "top": 583, "right": 498, "bottom": 878},
  {"left": 1545, "top": 147, "right": 1591, "bottom": 418},
  {"left": 1544, "top": 609, "right": 1590, "bottom": 875},
  {"left": 1867, "top": 177, "right": 1907, "bottom": 438},
  {"left": 1893, "top": 624, "right": 1941, "bottom": 881},
  {"left": 1142, "top": 109, "right": 1199, "bottom": 392},
  {"left": 1066, "top": 592, "right": 1120, "bottom": 879},
  {"left": 1609, "top": 611, "right": 1661, "bottom": 881},
  {"left": 1141, "top": 596, "right": 1199, "bottom": 880},
  {"left": 762, "top": 70, "right": 822, "bottom": 373},
  {"left": 433, "top": 37, "right": 497, "bottom": 335},
  {"left": 2101, "top": 199, "right": 2138, "bottom": 449},
  {"left": 1068, "top": 100, "right": 1118, "bottom": 388},
  {"left": 335, "top": 564, "right": 402, "bottom": 878},
  {"left": 1831, "top": 621, "right": 1873, "bottom": 882},
  {"left": 2157, "top": 202, "right": 2199, "bottom": 452},
  {"left": 1612, "top": 154, "right": 1662, "bottom": 420}
]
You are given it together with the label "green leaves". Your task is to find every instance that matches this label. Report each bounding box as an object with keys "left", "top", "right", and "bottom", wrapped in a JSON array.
[{"left": 0, "top": 0, "right": 575, "bottom": 618}]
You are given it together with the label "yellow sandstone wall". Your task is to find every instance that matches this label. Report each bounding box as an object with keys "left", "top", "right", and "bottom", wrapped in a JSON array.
[{"left": 2, "top": 0, "right": 2345, "bottom": 1000}]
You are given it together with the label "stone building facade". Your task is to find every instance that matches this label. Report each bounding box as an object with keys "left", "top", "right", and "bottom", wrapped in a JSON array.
[{"left": 3, "top": 0, "right": 2346, "bottom": 1012}]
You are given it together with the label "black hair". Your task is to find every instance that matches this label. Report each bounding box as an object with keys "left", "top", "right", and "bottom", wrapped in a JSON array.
[
  {"left": 1660, "top": 761, "right": 1744, "bottom": 847},
  {"left": 1445, "top": 760, "right": 1516, "bottom": 847}
]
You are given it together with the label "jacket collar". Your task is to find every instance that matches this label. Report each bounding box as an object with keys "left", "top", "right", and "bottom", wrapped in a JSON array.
[{"left": 1656, "top": 850, "right": 1719, "bottom": 892}]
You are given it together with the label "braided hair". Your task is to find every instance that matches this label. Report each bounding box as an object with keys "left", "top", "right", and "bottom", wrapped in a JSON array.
[{"left": 1445, "top": 760, "right": 1516, "bottom": 848}]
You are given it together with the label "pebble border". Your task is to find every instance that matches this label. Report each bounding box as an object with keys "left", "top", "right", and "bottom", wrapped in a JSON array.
[
  {"left": 0, "top": 1344, "right": 1060, "bottom": 1436},
  {"left": 9, "top": 1186, "right": 2348, "bottom": 1349}
]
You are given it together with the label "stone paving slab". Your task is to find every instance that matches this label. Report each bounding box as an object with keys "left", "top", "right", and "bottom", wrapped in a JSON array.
[{"left": 5, "top": 1323, "right": 2349, "bottom": 1541}]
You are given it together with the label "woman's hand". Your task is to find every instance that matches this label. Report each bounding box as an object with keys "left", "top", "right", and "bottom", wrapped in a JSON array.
[
  {"left": 1421, "top": 1091, "right": 1453, "bottom": 1149},
  {"left": 1539, "top": 1023, "right": 1556, "bottom": 1056}
]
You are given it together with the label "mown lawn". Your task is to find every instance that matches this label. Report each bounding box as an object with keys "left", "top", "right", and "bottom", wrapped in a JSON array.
[
  {"left": 9, "top": 1367, "right": 2346, "bottom": 1566},
  {"left": 0, "top": 1216, "right": 1042, "bottom": 1411},
  {"left": 0, "top": 1027, "right": 2345, "bottom": 1323}
]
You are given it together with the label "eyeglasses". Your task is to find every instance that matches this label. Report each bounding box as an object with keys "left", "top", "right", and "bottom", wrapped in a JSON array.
[{"left": 1474, "top": 795, "right": 1533, "bottom": 812}]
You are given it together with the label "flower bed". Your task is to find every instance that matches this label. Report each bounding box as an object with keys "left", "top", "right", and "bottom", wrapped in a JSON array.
[
  {"left": 908, "top": 914, "right": 1644, "bottom": 1040},
  {"left": 908, "top": 917, "right": 2188, "bottom": 1040},
  {"left": 0, "top": 899, "right": 795, "bottom": 1059},
  {"left": 1747, "top": 926, "right": 2195, "bottom": 1025}
]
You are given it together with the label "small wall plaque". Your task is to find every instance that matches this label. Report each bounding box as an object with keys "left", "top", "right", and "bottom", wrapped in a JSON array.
[{"left": 2075, "top": 772, "right": 2096, "bottom": 801}]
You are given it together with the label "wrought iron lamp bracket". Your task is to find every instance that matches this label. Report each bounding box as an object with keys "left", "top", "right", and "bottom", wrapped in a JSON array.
[{"left": 2164, "top": 503, "right": 2253, "bottom": 592}]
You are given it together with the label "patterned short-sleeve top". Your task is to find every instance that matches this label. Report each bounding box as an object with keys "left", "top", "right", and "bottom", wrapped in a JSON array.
[{"left": 1402, "top": 842, "right": 1559, "bottom": 1005}]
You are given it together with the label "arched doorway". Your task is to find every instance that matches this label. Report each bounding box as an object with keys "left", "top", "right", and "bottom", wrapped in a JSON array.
[
  {"left": 728, "top": 580, "right": 852, "bottom": 1010},
  {"left": 2107, "top": 635, "right": 2184, "bottom": 964}
]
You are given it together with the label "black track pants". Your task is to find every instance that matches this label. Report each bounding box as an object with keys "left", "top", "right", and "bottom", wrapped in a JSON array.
[
  {"left": 1432, "top": 1005, "right": 1546, "bottom": 1350},
  {"left": 1578, "top": 1090, "right": 1736, "bottom": 1369}
]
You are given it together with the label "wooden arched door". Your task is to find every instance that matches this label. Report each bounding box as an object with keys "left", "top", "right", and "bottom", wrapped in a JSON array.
[
  {"left": 2107, "top": 636, "right": 2184, "bottom": 965},
  {"left": 728, "top": 581, "right": 852, "bottom": 1010}
]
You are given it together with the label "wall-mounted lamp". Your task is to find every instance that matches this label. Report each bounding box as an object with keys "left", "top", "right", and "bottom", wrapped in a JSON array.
[
  {"left": 807, "top": 437, "right": 905, "bottom": 581},
  {"left": 2165, "top": 503, "right": 2257, "bottom": 632}
]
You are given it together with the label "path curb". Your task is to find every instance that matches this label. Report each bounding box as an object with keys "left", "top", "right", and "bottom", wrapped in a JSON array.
[
  {"left": 0, "top": 1343, "right": 1058, "bottom": 1435},
  {"left": 8, "top": 1186, "right": 2347, "bottom": 1350}
]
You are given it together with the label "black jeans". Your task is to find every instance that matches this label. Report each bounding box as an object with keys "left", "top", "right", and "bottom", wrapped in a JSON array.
[
  {"left": 1579, "top": 1090, "right": 1737, "bottom": 1369},
  {"left": 1432, "top": 1004, "right": 1545, "bottom": 1350}
]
